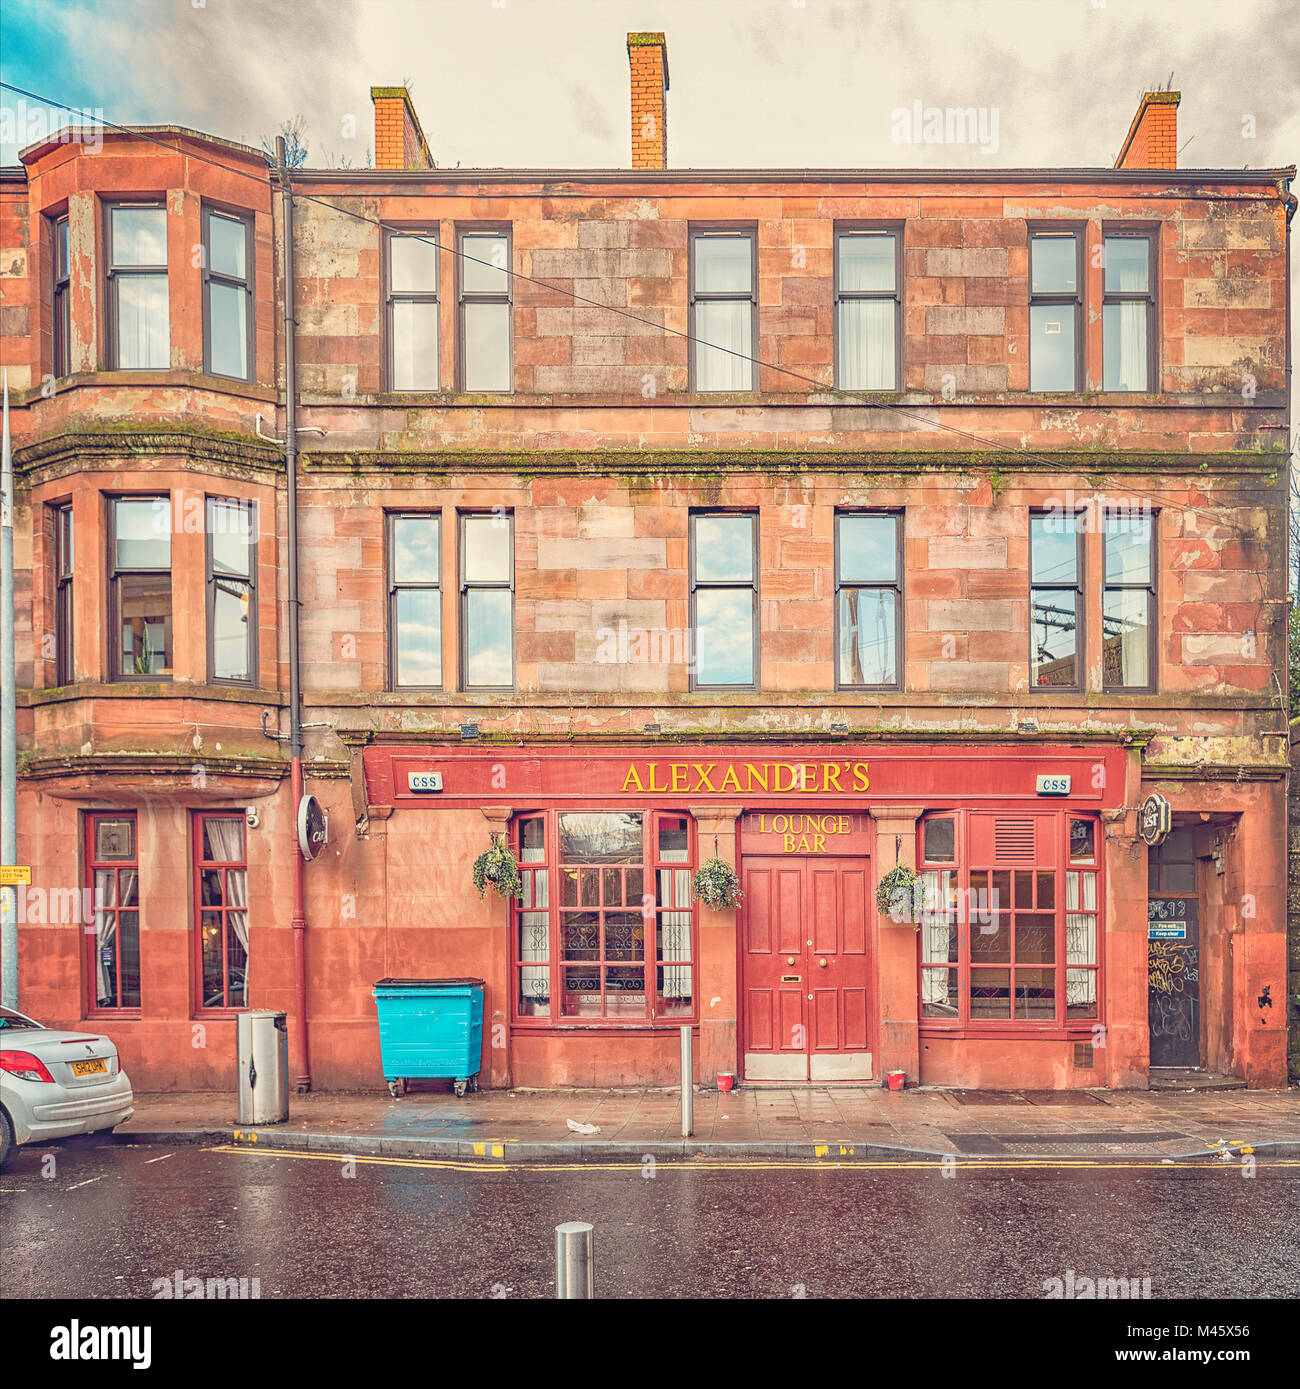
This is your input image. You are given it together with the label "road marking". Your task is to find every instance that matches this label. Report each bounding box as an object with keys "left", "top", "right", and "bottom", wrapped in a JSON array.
[
  {"left": 205, "top": 1144, "right": 1300, "bottom": 1176},
  {"left": 143, "top": 1153, "right": 174, "bottom": 1164},
  {"left": 67, "top": 1177, "right": 104, "bottom": 1189}
]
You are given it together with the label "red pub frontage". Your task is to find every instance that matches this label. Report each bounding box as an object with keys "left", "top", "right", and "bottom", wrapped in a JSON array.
[{"left": 356, "top": 740, "right": 1138, "bottom": 1090}]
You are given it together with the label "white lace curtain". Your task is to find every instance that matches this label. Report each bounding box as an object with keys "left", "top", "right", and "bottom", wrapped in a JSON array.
[{"left": 837, "top": 299, "right": 895, "bottom": 390}]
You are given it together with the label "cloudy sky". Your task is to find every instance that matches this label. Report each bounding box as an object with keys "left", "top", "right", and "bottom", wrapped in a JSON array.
[{"left": 2, "top": 0, "right": 1297, "bottom": 171}]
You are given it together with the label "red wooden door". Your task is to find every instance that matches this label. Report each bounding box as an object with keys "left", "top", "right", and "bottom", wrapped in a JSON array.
[{"left": 742, "top": 856, "right": 873, "bottom": 1081}]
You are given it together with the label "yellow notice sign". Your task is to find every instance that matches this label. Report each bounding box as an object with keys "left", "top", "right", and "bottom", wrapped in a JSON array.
[{"left": 0, "top": 867, "right": 31, "bottom": 886}]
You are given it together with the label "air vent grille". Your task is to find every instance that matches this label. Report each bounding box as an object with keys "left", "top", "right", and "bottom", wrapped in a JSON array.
[
  {"left": 994, "top": 819, "right": 1035, "bottom": 862},
  {"left": 1073, "top": 1043, "right": 1095, "bottom": 1070}
]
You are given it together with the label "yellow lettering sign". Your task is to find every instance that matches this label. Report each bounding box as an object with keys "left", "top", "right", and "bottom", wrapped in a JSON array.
[{"left": 618, "top": 761, "right": 870, "bottom": 796}]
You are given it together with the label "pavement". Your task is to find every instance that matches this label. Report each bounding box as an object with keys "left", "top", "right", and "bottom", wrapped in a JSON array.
[{"left": 110, "top": 1082, "right": 1300, "bottom": 1163}]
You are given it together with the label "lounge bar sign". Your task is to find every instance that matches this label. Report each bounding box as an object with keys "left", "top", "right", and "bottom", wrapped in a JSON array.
[
  {"left": 367, "top": 744, "right": 1129, "bottom": 809},
  {"left": 740, "top": 812, "right": 870, "bottom": 855}
]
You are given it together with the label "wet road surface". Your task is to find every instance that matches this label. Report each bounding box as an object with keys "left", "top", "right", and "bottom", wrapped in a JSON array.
[{"left": 2, "top": 1139, "right": 1296, "bottom": 1299}]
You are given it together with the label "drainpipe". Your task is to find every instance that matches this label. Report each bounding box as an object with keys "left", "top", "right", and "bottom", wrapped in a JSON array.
[
  {"left": 278, "top": 137, "right": 310, "bottom": 1092},
  {"left": 1, "top": 375, "right": 16, "bottom": 1010}
]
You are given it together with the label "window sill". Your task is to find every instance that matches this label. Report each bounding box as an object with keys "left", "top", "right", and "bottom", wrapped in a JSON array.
[
  {"left": 919, "top": 1022, "right": 1102, "bottom": 1041},
  {"left": 29, "top": 371, "right": 278, "bottom": 403},
  {"left": 511, "top": 1020, "right": 699, "bottom": 1034},
  {"left": 22, "top": 682, "right": 287, "bottom": 707}
]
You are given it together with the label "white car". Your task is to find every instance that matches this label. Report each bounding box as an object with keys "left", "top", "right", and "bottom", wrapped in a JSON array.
[{"left": 0, "top": 1005, "right": 134, "bottom": 1168}]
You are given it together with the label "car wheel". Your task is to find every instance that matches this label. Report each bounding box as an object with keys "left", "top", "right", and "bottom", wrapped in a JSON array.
[{"left": 0, "top": 1109, "right": 13, "bottom": 1170}]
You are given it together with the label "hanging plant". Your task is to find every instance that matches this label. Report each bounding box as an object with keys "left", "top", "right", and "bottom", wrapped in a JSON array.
[
  {"left": 876, "top": 864, "right": 922, "bottom": 926},
  {"left": 692, "top": 856, "right": 743, "bottom": 910},
  {"left": 472, "top": 834, "right": 524, "bottom": 902}
]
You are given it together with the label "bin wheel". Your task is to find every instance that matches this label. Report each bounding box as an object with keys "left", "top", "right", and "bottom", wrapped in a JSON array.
[
  {"left": 387, "top": 1080, "right": 401, "bottom": 1099},
  {"left": 401, "top": 1078, "right": 409, "bottom": 1096},
  {"left": 454, "top": 1080, "right": 468, "bottom": 1098},
  {"left": 469, "top": 1076, "right": 479, "bottom": 1093}
]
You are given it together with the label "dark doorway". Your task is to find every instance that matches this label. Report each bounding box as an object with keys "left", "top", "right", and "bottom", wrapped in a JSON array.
[{"left": 1147, "top": 829, "right": 1200, "bottom": 1068}]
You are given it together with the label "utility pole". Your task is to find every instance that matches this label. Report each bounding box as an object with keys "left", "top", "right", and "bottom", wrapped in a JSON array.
[{"left": 1, "top": 373, "right": 17, "bottom": 1009}]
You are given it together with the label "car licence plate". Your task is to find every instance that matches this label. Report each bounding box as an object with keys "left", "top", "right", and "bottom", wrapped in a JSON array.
[{"left": 71, "top": 1059, "right": 107, "bottom": 1076}]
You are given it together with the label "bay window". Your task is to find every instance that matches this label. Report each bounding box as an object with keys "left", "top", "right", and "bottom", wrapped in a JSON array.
[
  {"left": 918, "top": 809, "right": 1101, "bottom": 1031},
  {"left": 512, "top": 811, "right": 696, "bottom": 1025},
  {"left": 106, "top": 203, "right": 169, "bottom": 370},
  {"left": 202, "top": 206, "right": 253, "bottom": 380},
  {"left": 52, "top": 213, "right": 71, "bottom": 377},
  {"left": 109, "top": 496, "right": 172, "bottom": 680},
  {"left": 207, "top": 497, "right": 257, "bottom": 684},
  {"left": 51, "top": 502, "right": 73, "bottom": 686}
]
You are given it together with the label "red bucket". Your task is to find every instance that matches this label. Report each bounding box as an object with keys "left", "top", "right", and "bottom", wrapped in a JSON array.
[
  {"left": 717, "top": 1073, "right": 736, "bottom": 1092},
  {"left": 886, "top": 1070, "right": 906, "bottom": 1091}
]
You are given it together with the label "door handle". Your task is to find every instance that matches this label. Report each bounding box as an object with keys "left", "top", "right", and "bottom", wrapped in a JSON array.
[
  {"left": 818, "top": 958, "right": 828, "bottom": 968},
  {"left": 787, "top": 956, "right": 796, "bottom": 965}
]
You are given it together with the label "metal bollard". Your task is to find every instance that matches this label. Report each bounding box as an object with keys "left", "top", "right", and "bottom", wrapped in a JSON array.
[
  {"left": 680, "top": 1023, "right": 693, "bottom": 1137},
  {"left": 555, "top": 1221, "right": 594, "bottom": 1299}
]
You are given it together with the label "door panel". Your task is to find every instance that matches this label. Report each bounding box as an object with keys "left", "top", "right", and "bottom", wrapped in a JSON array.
[{"left": 809, "top": 865, "right": 838, "bottom": 954}]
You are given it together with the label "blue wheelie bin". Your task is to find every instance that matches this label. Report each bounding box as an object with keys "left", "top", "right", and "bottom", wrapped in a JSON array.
[{"left": 372, "top": 978, "right": 484, "bottom": 1097}]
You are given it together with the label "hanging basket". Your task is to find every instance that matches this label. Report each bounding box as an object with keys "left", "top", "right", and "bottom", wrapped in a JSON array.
[
  {"left": 472, "top": 834, "right": 524, "bottom": 902},
  {"left": 692, "top": 856, "right": 742, "bottom": 910},
  {"left": 875, "top": 864, "right": 922, "bottom": 927}
]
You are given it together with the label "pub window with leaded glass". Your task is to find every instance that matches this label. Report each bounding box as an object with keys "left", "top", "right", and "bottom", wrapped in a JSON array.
[
  {"left": 512, "top": 810, "right": 696, "bottom": 1025},
  {"left": 207, "top": 497, "right": 256, "bottom": 684},
  {"left": 916, "top": 810, "right": 1101, "bottom": 1030},
  {"left": 195, "top": 813, "right": 249, "bottom": 1010},
  {"left": 85, "top": 813, "right": 140, "bottom": 1012},
  {"left": 515, "top": 815, "right": 550, "bottom": 1017}
]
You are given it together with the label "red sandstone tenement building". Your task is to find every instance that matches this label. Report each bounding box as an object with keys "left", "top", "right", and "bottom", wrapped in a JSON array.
[{"left": 1, "top": 34, "right": 1293, "bottom": 1093}]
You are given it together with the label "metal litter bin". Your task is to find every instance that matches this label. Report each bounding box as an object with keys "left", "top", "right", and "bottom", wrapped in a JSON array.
[
  {"left": 236, "top": 1009, "right": 288, "bottom": 1124},
  {"left": 372, "top": 978, "right": 484, "bottom": 1098}
]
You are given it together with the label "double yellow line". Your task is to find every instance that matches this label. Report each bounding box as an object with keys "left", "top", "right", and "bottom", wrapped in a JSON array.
[{"left": 208, "top": 1143, "right": 1300, "bottom": 1175}]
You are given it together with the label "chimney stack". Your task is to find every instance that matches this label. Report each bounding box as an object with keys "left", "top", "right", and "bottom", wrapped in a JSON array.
[
  {"left": 1114, "top": 90, "right": 1179, "bottom": 170},
  {"left": 370, "top": 85, "right": 435, "bottom": 171},
  {"left": 627, "top": 32, "right": 669, "bottom": 169}
]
